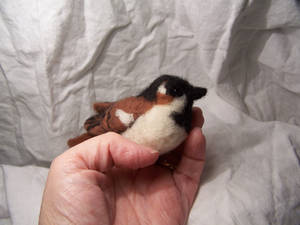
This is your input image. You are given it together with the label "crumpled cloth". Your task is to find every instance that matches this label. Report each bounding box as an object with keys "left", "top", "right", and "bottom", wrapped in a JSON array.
[{"left": 0, "top": 0, "right": 299, "bottom": 224}]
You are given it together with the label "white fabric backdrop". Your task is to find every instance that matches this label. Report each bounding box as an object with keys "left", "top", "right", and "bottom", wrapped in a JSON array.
[{"left": 0, "top": 0, "right": 300, "bottom": 224}]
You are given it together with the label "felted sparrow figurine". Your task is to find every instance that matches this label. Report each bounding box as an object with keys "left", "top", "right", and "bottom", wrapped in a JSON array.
[{"left": 68, "top": 75, "right": 206, "bottom": 157}]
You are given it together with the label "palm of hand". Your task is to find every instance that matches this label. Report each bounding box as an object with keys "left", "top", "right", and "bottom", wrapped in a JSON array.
[
  {"left": 107, "top": 166, "right": 190, "bottom": 225},
  {"left": 63, "top": 160, "right": 201, "bottom": 225}
]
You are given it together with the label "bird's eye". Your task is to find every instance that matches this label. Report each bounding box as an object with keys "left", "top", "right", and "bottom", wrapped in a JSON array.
[{"left": 172, "top": 87, "right": 182, "bottom": 96}]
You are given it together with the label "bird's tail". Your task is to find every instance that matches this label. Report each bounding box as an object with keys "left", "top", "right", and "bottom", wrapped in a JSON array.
[{"left": 67, "top": 133, "right": 94, "bottom": 147}]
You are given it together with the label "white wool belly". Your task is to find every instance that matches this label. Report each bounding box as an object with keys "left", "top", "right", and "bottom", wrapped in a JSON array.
[{"left": 121, "top": 97, "right": 187, "bottom": 155}]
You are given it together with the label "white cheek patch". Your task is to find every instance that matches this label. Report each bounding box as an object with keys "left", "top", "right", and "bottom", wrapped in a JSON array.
[
  {"left": 115, "top": 109, "right": 134, "bottom": 126},
  {"left": 158, "top": 84, "right": 167, "bottom": 95}
]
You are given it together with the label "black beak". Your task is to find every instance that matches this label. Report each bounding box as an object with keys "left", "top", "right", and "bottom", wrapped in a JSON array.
[{"left": 191, "top": 87, "right": 207, "bottom": 100}]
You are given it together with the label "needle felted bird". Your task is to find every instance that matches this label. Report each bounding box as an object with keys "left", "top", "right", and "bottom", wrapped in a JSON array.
[{"left": 68, "top": 75, "right": 207, "bottom": 155}]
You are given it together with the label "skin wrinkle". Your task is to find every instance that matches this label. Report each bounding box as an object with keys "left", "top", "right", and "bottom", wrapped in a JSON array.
[
  {"left": 175, "top": 156, "right": 205, "bottom": 183},
  {"left": 128, "top": 196, "right": 143, "bottom": 225},
  {"left": 175, "top": 168, "right": 199, "bottom": 187},
  {"left": 115, "top": 176, "right": 141, "bottom": 225},
  {"left": 134, "top": 145, "right": 144, "bottom": 170},
  {"left": 137, "top": 173, "right": 158, "bottom": 225},
  {"left": 126, "top": 176, "right": 141, "bottom": 224},
  {"left": 96, "top": 140, "right": 110, "bottom": 172},
  {"left": 74, "top": 152, "right": 89, "bottom": 170},
  {"left": 135, "top": 187, "right": 151, "bottom": 225},
  {"left": 106, "top": 143, "right": 114, "bottom": 171},
  {"left": 160, "top": 180, "right": 184, "bottom": 225},
  {"left": 40, "top": 195, "right": 62, "bottom": 225},
  {"left": 92, "top": 134, "right": 116, "bottom": 172},
  {"left": 110, "top": 173, "right": 117, "bottom": 225},
  {"left": 55, "top": 184, "right": 81, "bottom": 225},
  {"left": 182, "top": 152, "right": 205, "bottom": 162},
  {"left": 62, "top": 173, "right": 108, "bottom": 224},
  {"left": 88, "top": 183, "right": 113, "bottom": 225},
  {"left": 170, "top": 173, "right": 189, "bottom": 222},
  {"left": 136, "top": 168, "right": 183, "bottom": 225},
  {"left": 103, "top": 186, "right": 114, "bottom": 224},
  {"left": 142, "top": 182, "right": 168, "bottom": 224},
  {"left": 115, "top": 168, "right": 180, "bottom": 225},
  {"left": 54, "top": 209, "right": 76, "bottom": 225},
  {"left": 54, "top": 156, "right": 82, "bottom": 175},
  {"left": 75, "top": 170, "right": 103, "bottom": 187},
  {"left": 173, "top": 170, "right": 198, "bottom": 209}
]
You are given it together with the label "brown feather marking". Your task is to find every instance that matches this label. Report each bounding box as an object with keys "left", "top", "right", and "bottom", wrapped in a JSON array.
[{"left": 84, "top": 114, "right": 105, "bottom": 131}]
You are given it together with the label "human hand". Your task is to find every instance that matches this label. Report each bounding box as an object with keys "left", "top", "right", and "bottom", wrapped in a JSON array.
[{"left": 39, "top": 107, "right": 206, "bottom": 225}]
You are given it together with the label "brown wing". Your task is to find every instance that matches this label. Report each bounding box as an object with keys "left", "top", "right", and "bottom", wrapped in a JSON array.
[
  {"left": 87, "top": 96, "right": 154, "bottom": 135},
  {"left": 67, "top": 96, "right": 153, "bottom": 147}
]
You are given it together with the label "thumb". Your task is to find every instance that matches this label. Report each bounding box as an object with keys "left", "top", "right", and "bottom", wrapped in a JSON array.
[{"left": 63, "top": 132, "right": 159, "bottom": 172}]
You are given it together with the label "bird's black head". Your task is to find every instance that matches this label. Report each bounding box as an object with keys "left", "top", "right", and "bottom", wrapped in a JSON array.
[
  {"left": 138, "top": 74, "right": 207, "bottom": 102},
  {"left": 138, "top": 75, "right": 207, "bottom": 132}
]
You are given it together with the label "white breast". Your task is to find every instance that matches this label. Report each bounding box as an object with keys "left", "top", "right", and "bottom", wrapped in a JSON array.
[{"left": 121, "top": 96, "right": 187, "bottom": 155}]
